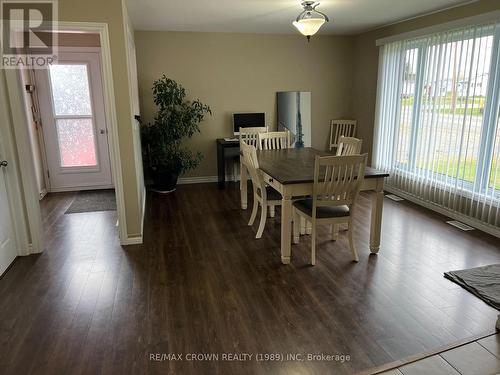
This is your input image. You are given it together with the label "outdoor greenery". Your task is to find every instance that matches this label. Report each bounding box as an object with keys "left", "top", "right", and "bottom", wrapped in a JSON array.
[
  {"left": 415, "top": 158, "right": 500, "bottom": 189},
  {"left": 141, "top": 76, "right": 211, "bottom": 176},
  {"left": 399, "top": 94, "right": 499, "bottom": 189},
  {"left": 401, "top": 95, "right": 486, "bottom": 109},
  {"left": 432, "top": 107, "right": 483, "bottom": 116}
]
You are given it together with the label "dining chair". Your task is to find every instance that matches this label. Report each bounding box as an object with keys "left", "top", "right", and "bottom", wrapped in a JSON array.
[
  {"left": 236, "top": 126, "right": 268, "bottom": 181},
  {"left": 329, "top": 135, "right": 364, "bottom": 236},
  {"left": 329, "top": 120, "right": 357, "bottom": 152},
  {"left": 252, "top": 129, "right": 287, "bottom": 216},
  {"left": 292, "top": 154, "right": 367, "bottom": 265},
  {"left": 239, "top": 127, "right": 268, "bottom": 148},
  {"left": 336, "top": 136, "right": 362, "bottom": 156},
  {"left": 240, "top": 140, "right": 282, "bottom": 238},
  {"left": 257, "top": 131, "right": 290, "bottom": 150},
  {"left": 301, "top": 136, "right": 363, "bottom": 236}
]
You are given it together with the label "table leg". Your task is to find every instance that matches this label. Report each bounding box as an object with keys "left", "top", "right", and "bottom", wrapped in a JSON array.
[
  {"left": 370, "top": 185, "right": 384, "bottom": 253},
  {"left": 281, "top": 195, "right": 292, "bottom": 264},
  {"left": 300, "top": 217, "right": 306, "bottom": 235},
  {"left": 240, "top": 158, "right": 248, "bottom": 209},
  {"left": 306, "top": 220, "right": 312, "bottom": 235}
]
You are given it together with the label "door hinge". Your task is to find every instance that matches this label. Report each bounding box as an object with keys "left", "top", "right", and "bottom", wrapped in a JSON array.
[{"left": 47, "top": 170, "right": 50, "bottom": 179}]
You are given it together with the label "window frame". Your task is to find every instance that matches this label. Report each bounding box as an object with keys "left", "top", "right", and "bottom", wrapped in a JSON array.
[{"left": 393, "top": 27, "right": 500, "bottom": 197}]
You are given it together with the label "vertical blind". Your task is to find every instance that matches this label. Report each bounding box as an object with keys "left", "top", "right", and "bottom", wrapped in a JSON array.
[{"left": 373, "top": 22, "right": 500, "bottom": 232}]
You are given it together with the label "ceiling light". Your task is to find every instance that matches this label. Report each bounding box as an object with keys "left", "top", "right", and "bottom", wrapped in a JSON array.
[{"left": 292, "top": 1, "right": 330, "bottom": 41}]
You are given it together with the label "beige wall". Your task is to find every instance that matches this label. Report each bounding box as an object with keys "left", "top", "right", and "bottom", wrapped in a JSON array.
[
  {"left": 58, "top": 0, "right": 143, "bottom": 238},
  {"left": 135, "top": 31, "right": 355, "bottom": 178},
  {"left": 352, "top": 0, "right": 500, "bottom": 163}
]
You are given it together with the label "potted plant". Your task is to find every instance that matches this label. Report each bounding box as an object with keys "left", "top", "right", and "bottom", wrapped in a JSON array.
[{"left": 141, "top": 76, "right": 211, "bottom": 192}]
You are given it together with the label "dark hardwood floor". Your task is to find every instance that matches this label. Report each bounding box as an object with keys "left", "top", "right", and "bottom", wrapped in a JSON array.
[{"left": 0, "top": 184, "right": 499, "bottom": 375}]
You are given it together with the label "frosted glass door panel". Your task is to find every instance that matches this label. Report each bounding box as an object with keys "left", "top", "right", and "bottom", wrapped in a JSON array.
[
  {"left": 56, "top": 118, "right": 97, "bottom": 167},
  {"left": 49, "top": 64, "right": 92, "bottom": 116}
]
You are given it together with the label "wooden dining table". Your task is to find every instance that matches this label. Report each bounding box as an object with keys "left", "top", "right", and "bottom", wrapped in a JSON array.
[{"left": 240, "top": 147, "right": 390, "bottom": 264}]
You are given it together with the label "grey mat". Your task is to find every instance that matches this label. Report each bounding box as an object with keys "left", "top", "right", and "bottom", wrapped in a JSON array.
[
  {"left": 444, "top": 264, "right": 500, "bottom": 311},
  {"left": 65, "top": 189, "right": 116, "bottom": 214}
]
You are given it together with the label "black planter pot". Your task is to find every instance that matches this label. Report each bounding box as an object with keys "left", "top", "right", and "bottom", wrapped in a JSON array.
[{"left": 152, "top": 170, "right": 178, "bottom": 193}]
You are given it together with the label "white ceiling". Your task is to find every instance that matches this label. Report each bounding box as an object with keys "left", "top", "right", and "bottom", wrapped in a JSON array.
[{"left": 126, "top": 0, "right": 474, "bottom": 35}]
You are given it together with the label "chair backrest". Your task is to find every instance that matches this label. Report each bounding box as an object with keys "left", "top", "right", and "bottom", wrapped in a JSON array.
[
  {"left": 336, "top": 136, "right": 362, "bottom": 156},
  {"left": 239, "top": 127, "right": 268, "bottom": 148},
  {"left": 312, "top": 154, "right": 368, "bottom": 213},
  {"left": 258, "top": 131, "right": 290, "bottom": 150},
  {"left": 240, "top": 140, "right": 267, "bottom": 199},
  {"left": 329, "top": 119, "right": 357, "bottom": 151}
]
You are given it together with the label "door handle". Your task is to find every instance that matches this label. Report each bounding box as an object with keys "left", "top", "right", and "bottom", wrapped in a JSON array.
[{"left": 0, "top": 160, "right": 8, "bottom": 167}]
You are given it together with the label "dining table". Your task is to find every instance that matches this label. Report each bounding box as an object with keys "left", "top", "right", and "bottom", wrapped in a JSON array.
[{"left": 239, "top": 147, "right": 390, "bottom": 264}]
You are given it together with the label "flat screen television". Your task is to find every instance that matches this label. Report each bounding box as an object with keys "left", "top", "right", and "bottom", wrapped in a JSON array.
[{"left": 233, "top": 112, "right": 266, "bottom": 135}]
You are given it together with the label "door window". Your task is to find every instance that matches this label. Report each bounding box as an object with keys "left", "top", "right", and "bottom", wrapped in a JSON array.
[{"left": 48, "top": 64, "right": 97, "bottom": 167}]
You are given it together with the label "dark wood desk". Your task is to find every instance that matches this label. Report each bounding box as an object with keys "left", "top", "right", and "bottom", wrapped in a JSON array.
[
  {"left": 216, "top": 138, "right": 239, "bottom": 189},
  {"left": 239, "top": 147, "right": 389, "bottom": 264}
]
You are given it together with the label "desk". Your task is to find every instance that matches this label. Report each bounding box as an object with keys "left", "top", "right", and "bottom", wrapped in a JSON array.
[
  {"left": 240, "top": 147, "right": 389, "bottom": 264},
  {"left": 216, "top": 138, "right": 239, "bottom": 189}
]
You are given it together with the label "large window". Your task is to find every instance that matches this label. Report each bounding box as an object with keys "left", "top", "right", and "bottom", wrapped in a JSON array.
[{"left": 374, "top": 22, "right": 500, "bottom": 229}]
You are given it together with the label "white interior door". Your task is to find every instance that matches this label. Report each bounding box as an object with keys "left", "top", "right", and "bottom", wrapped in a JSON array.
[
  {"left": 0, "top": 150, "right": 17, "bottom": 276},
  {"left": 36, "top": 50, "right": 113, "bottom": 191}
]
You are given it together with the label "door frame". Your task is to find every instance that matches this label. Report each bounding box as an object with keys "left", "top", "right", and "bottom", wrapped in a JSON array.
[
  {"left": 0, "top": 71, "right": 31, "bottom": 256},
  {"left": 4, "top": 22, "right": 129, "bottom": 252},
  {"left": 36, "top": 46, "right": 114, "bottom": 192}
]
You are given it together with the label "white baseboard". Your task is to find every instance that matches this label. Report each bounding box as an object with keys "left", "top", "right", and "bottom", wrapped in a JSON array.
[
  {"left": 27, "top": 242, "right": 42, "bottom": 255},
  {"left": 384, "top": 186, "right": 500, "bottom": 239},
  {"left": 178, "top": 175, "right": 240, "bottom": 185},
  {"left": 121, "top": 235, "right": 143, "bottom": 245},
  {"left": 120, "top": 191, "right": 146, "bottom": 247},
  {"left": 111, "top": 188, "right": 145, "bottom": 247},
  {"left": 178, "top": 176, "right": 218, "bottom": 184}
]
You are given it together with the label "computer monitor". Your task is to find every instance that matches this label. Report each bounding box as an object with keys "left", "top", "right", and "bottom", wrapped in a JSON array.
[{"left": 233, "top": 112, "right": 266, "bottom": 135}]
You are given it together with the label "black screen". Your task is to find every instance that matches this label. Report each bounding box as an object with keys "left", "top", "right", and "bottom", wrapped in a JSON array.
[{"left": 233, "top": 113, "right": 265, "bottom": 133}]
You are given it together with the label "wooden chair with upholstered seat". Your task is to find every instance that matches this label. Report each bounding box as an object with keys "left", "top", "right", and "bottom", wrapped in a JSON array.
[
  {"left": 301, "top": 135, "right": 363, "bottom": 237},
  {"left": 240, "top": 140, "right": 282, "bottom": 239},
  {"left": 330, "top": 135, "right": 364, "bottom": 236},
  {"left": 253, "top": 130, "right": 289, "bottom": 216},
  {"left": 235, "top": 126, "right": 268, "bottom": 182},
  {"left": 292, "top": 154, "right": 367, "bottom": 265}
]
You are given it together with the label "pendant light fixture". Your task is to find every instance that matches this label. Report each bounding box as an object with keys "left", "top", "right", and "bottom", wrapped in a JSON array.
[{"left": 292, "top": 1, "right": 330, "bottom": 41}]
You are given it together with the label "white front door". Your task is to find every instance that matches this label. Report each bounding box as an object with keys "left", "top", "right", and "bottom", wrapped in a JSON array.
[
  {"left": 0, "top": 148, "right": 17, "bottom": 276},
  {"left": 36, "top": 50, "right": 113, "bottom": 191}
]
